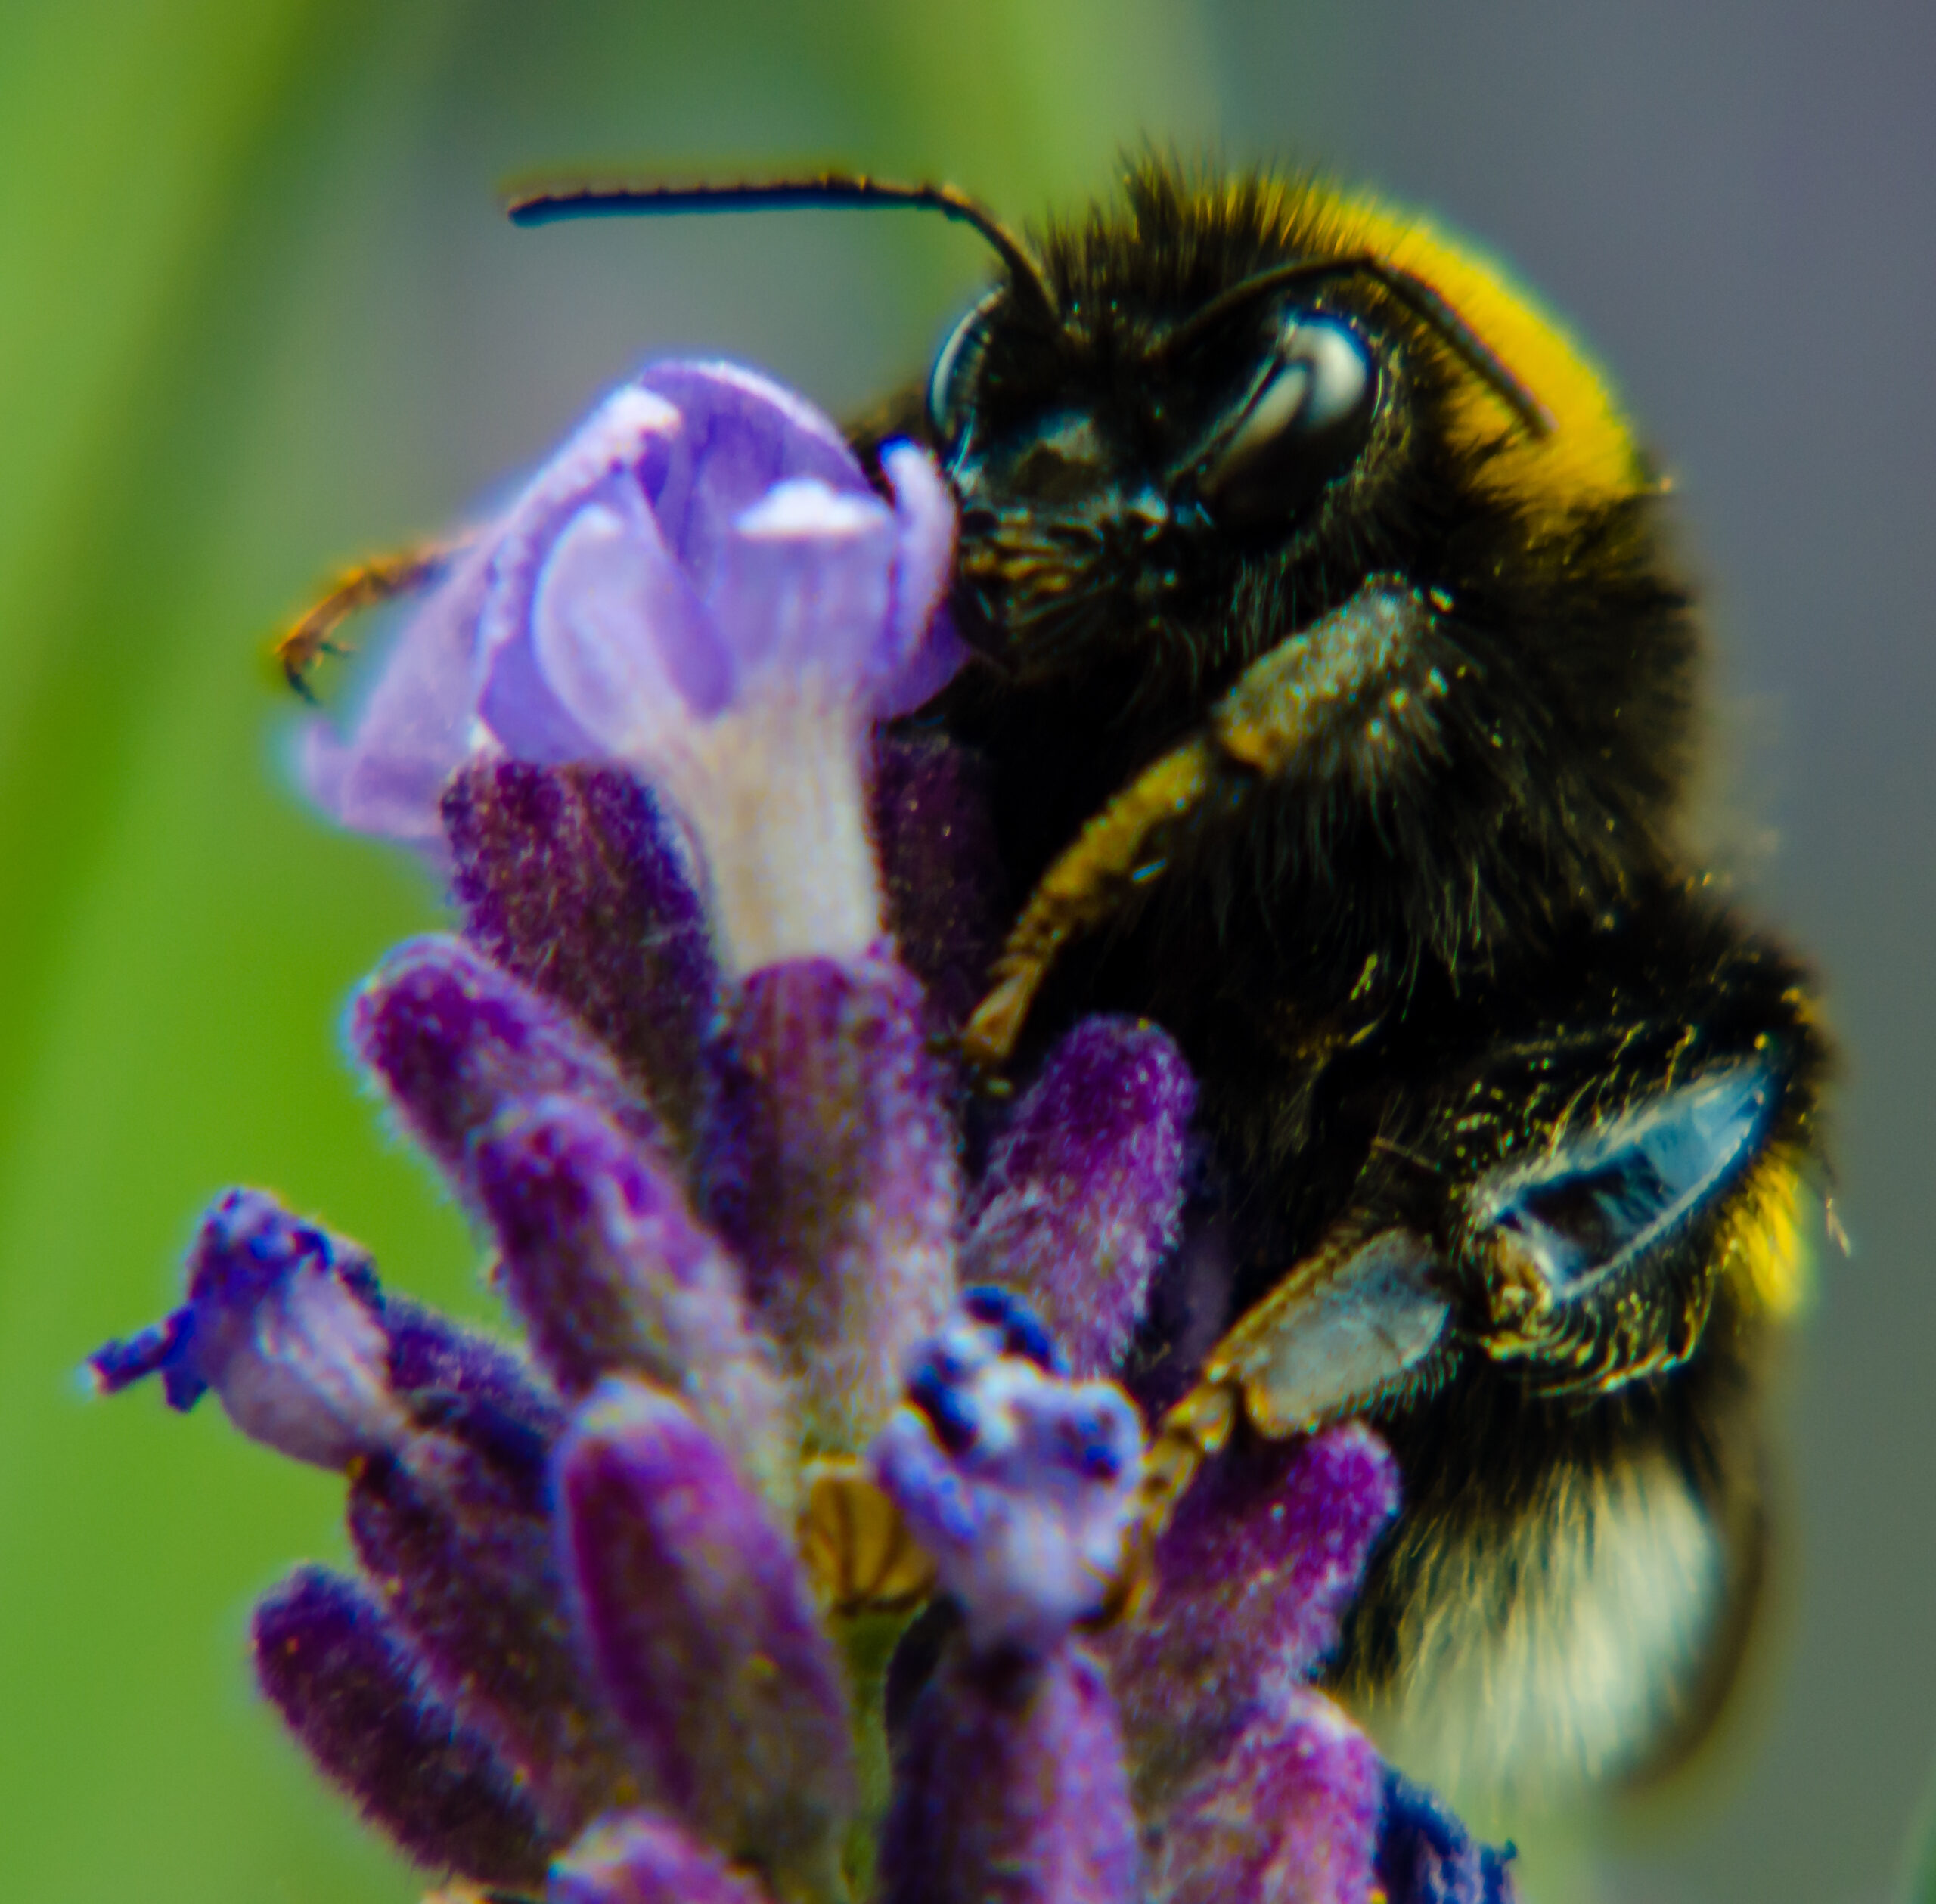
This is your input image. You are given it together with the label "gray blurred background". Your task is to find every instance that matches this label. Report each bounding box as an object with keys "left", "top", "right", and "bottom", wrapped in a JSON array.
[{"left": 0, "top": 5, "right": 1928, "bottom": 1900}]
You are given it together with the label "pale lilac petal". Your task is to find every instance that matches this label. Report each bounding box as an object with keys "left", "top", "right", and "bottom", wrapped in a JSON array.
[
  {"left": 870, "top": 597, "right": 971, "bottom": 721},
  {"left": 706, "top": 481, "right": 898, "bottom": 681},
  {"left": 298, "top": 359, "right": 960, "bottom": 919},
  {"left": 480, "top": 383, "right": 690, "bottom": 642},
  {"left": 871, "top": 440, "right": 966, "bottom": 714},
  {"left": 635, "top": 361, "right": 870, "bottom": 595},
  {"left": 522, "top": 492, "right": 712, "bottom": 758},
  {"left": 476, "top": 622, "right": 603, "bottom": 764},
  {"left": 476, "top": 384, "right": 720, "bottom": 755},
  {"left": 298, "top": 543, "right": 495, "bottom": 845}
]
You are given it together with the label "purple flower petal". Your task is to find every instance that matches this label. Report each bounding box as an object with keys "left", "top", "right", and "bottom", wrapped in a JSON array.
[
  {"left": 442, "top": 760, "right": 718, "bottom": 1146},
  {"left": 966, "top": 1018, "right": 1196, "bottom": 1375},
  {"left": 704, "top": 955, "right": 958, "bottom": 1452},
  {"left": 636, "top": 361, "right": 872, "bottom": 588},
  {"left": 516, "top": 480, "right": 721, "bottom": 759},
  {"left": 551, "top": 1809, "right": 777, "bottom": 1904},
  {"left": 299, "top": 541, "right": 498, "bottom": 851},
  {"left": 89, "top": 1189, "right": 400, "bottom": 1469},
  {"left": 1146, "top": 1685, "right": 1383, "bottom": 1904},
  {"left": 350, "top": 934, "right": 671, "bottom": 1208},
  {"left": 871, "top": 1296, "right": 1143, "bottom": 1657},
  {"left": 253, "top": 1564, "right": 557, "bottom": 1889},
  {"left": 557, "top": 1378, "right": 853, "bottom": 1890},
  {"left": 476, "top": 1095, "right": 794, "bottom": 1513},
  {"left": 477, "top": 383, "right": 719, "bottom": 757},
  {"left": 880, "top": 1642, "right": 1140, "bottom": 1904},
  {"left": 1103, "top": 1422, "right": 1398, "bottom": 1808},
  {"left": 873, "top": 441, "right": 965, "bottom": 714}
]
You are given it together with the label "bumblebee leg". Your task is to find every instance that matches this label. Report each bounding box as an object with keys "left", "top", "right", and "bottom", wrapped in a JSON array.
[
  {"left": 272, "top": 543, "right": 457, "bottom": 701},
  {"left": 963, "top": 585, "right": 1438, "bottom": 1068},
  {"left": 1103, "top": 1225, "right": 1449, "bottom": 1626},
  {"left": 1100, "top": 1380, "right": 1239, "bottom": 1622},
  {"left": 962, "top": 736, "right": 1217, "bottom": 1068}
]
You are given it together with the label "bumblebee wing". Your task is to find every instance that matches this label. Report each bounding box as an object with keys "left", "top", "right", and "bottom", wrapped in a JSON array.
[
  {"left": 1472, "top": 1056, "right": 1778, "bottom": 1298},
  {"left": 1202, "top": 1226, "right": 1451, "bottom": 1438},
  {"left": 1466, "top": 1053, "right": 1798, "bottom": 1385},
  {"left": 1201, "top": 1056, "right": 1796, "bottom": 1436}
]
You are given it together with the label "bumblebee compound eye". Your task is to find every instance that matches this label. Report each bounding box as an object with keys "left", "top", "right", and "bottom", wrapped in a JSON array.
[
  {"left": 926, "top": 289, "right": 1003, "bottom": 454},
  {"left": 1198, "top": 315, "right": 1376, "bottom": 524}
]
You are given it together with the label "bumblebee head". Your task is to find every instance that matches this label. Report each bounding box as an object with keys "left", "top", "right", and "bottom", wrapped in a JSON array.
[
  {"left": 934, "top": 160, "right": 1652, "bottom": 666},
  {"left": 924, "top": 162, "right": 1700, "bottom": 996}
]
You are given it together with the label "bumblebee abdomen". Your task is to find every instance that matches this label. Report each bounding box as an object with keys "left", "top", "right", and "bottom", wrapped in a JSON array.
[
  {"left": 1161, "top": 880, "right": 1825, "bottom": 1803},
  {"left": 1334, "top": 1397, "right": 1765, "bottom": 1809}
]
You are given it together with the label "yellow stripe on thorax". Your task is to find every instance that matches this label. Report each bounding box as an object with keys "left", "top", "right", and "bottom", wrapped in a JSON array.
[{"left": 1245, "top": 178, "right": 1646, "bottom": 530}]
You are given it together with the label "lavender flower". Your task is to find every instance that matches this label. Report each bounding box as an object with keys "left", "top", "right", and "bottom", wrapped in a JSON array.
[
  {"left": 873, "top": 1288, "right": 1143, "bottom": 1657},
  {"left": 873, "top": 1290, "right": 1144, "bottom": 1904},
  {"left": 305, "top": 361, "right": 962, "bottom": 977},
  {"left": 93, "top": 358, "right": 1515, "bottom": 1903},
  {"left": 90, "top": 1189, "right": 402, "bottom": 1468}
]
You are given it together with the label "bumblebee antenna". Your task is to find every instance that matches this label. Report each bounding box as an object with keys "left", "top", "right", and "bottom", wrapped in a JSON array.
[
  {"left": 1157, "top": 253, "right": 1555, "bottom": 440},
  {"left": 507, "top": 173, "right": 1058, "bottom": 326}
]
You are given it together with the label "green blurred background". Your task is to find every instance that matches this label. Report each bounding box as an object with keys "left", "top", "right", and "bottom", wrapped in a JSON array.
[{"left": 2, "top": 5, "right": 1932, "bottom": 1900}]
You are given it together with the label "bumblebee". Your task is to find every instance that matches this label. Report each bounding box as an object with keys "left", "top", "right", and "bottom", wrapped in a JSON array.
[
  {"left": 320, "top": 160, "right": 1829, "bottom": 1817},
  {"left": 882, "top": 160, "right": 1829, "bottom": 1807}
]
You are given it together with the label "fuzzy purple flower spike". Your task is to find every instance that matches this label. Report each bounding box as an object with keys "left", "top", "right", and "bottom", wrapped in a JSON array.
[
  {"left": 872, "top": 1288, "right": 1144, "bottom": 1904},
  {"left": 93, "top": 358, "right": 1515, "bottom": 1904}
]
